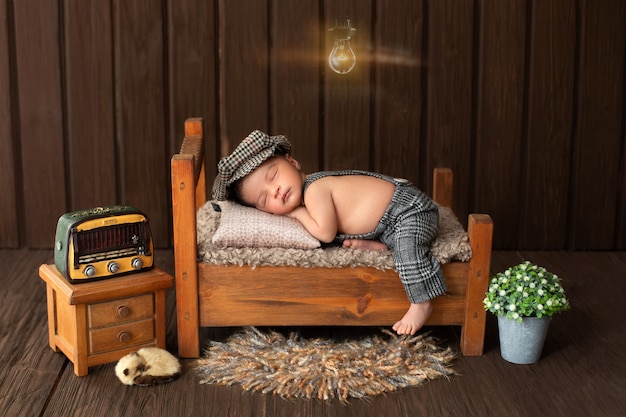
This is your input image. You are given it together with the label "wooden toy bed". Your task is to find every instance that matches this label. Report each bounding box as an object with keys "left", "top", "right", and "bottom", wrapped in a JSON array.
[{"left": 171, "top": 118, "right": 493, "bottom": 358}]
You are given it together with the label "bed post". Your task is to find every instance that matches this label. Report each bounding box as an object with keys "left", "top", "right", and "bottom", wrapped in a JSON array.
[
  {"left": 462, "top": 213, "right": 493, "bottom": 355},
  {"left": 171, "top": 118, "right": 204, "bottom": 358}
]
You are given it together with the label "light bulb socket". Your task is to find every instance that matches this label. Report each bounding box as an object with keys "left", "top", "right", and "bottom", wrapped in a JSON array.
[{"left": 328, "top": 18, "right": 357, "bottom": 40}]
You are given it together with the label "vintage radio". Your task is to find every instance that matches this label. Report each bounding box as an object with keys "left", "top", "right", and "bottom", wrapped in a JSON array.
[{"left": 54, "top": 205, "right": 154, "bottom": 283}]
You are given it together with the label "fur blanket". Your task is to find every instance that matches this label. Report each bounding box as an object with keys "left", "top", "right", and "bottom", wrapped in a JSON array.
[{"left": 196, "top": 202, "right": 472, "bottom": 269}]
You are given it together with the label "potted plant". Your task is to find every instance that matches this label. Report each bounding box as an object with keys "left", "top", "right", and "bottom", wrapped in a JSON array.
[{"left": 483, "top": 261, "right": 570, "bottom": 364}]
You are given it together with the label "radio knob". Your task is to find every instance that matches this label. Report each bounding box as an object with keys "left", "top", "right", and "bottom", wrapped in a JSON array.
[
  {"left": 107, "top": 261, "right": 120, "bottom": 274},
  {"left": 83, "top": 265, "right": 96, "bottom": 278},
  {"left": 131, "top": 257, "right": 143, "bottom": 270}
]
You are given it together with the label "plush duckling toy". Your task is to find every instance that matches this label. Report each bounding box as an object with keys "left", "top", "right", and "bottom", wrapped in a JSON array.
[{"left": 115, "top": 347, "right": 181, "bottom": 386}]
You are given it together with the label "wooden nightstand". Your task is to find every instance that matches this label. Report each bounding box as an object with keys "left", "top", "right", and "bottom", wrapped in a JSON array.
[{"left": 39, "top": 264, "right": 173, "bottom": 376}]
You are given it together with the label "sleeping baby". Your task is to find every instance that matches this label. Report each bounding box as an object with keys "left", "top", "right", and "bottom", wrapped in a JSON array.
[{"left": 212, "top": 131, "right": 445, "bottom": 336}]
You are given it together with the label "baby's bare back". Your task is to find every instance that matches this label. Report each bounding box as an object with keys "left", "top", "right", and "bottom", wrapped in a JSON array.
[{"left": 319, "top": 175, "right": 395, "bottom": 235}]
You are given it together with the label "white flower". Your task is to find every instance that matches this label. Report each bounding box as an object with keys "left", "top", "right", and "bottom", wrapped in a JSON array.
[
  {"left": 508, "top": 304, "right": 516, "bottom": 311},
  {"left": 494, "top": 303, "right": 501, "bottom": 310},
  {"left": 546, "top": 300, "right": 553, "bottom": 306},
  {"left": 517, "top": 286, "right": 523, "bottom": 292},
  {"left": 538, "top": 289, "right": 544, "bottom": 296},
  {"left": 512, "top": 312, "right": 519, "bottom": 319},
  {"left": 499, "top": 290, "right": 506, "bottom": 297},
  {"left": 530, "top": 283, "right": 536, "bottom": 289},
  {"left": 541, "top": 278, "right": 548, "bottom": 285},
  {"left": 505, "top": 270, "right": 511, "bottom": 276},
  {"left": 523, "top": 292, "right": 529, "bottom": 297},
  {"left": 537, "top": 304, "right": 544, "bottom": 311}
]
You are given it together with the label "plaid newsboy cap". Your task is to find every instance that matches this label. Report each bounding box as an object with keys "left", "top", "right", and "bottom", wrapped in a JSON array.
[{"left": 211, "top": 130, "right": 292, "bottom": 201}]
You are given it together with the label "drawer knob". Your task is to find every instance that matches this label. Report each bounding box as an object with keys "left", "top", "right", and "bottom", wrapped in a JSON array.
[
  {"left": 118, "top": 331, "right": 131, "bottom": 343},
  {"left": 117, "top": 305, "right": 130, "bottom": 318}
]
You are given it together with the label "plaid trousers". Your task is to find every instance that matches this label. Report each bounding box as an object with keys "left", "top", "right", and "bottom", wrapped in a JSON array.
[{"left": 305, "top": 170, "right": 446, "bottom": 304}]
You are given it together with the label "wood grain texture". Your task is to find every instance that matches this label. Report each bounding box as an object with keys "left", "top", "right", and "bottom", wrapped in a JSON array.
[
  {"left": 3, "top": 249, "right": 626, "bottom": 416},
  {"left": 0, "top": 250, "right": 66, "bottom": 417},
  {"left": 171, "top": 154, "right": 200, "bottom": 358},
  {"left": 197, "top": 263, "right": 469, "bottom": 327},
  {"left": 113, "top": 0, "right": 169, "bottom": 247},
  {"left": 519, "top": 0, "right": 576, "bottom": 249},
  {"left": 2, "top": 1, "right": 626, "bottom": 250},
  {"left": 270, "top": 0, "right": 321, "bottom": 174},
  {"left": 167, "top": 0, "right": 218, "bottom": 196},
  {"left": 473, "top": 0, "right": 527, "bottom": 249},
  {"left": 569, "top": 0, "right": 626, "bottom": 249},
  {"left": 0, "top": 0, "right": 18, "bottom": 247},
  {"left": 13, "top": 0, "right": 66, "bottom": 248},
  {"left": 425, "top": 0, "right": 474, "bottom": 221},
  {"left": 219, "top": 0, "right": 269, "bottom": 154},
  {"left": 372, "top": 0, "right": 424, "bottom": 185},
  {"left": 462, "top": 213, "right": 493, "bottom": 355},
  {"left": 63, "top": 0, "right": 117, "bottom": 211},
  {"left": 323, "top": 0, "right": 373, "bottom": 170}
]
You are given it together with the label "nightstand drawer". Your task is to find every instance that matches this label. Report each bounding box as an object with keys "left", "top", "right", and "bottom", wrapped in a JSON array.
[
  {"left": 89, "top": 318, "right": 155, "bottom": 354},
  {"left": 88, "top": 294, "right": 154, "bottom": 328}
]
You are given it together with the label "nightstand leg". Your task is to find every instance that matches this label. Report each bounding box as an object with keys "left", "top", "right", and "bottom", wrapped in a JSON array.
[
  {"left": 74, "top": 361, "right": 88, "bottom": 377},
  {"left": 74, "top": 304, "right": 89, "bottom": 376},
  {"left": 154, "top": 289, "right": 167, "bottom": 348},
  {"left": 46, "top": 286, "right": 59, "bottom": 352}
]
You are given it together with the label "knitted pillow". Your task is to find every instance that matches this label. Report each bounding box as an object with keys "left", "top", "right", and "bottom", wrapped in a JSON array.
[{"left": 211, "top": 200, "right": 320, "bottom": 249}]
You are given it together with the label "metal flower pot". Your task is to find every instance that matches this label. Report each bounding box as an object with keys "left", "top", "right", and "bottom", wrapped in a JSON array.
[{"left": 497, "top": 316, "right": 551, "bottom": 364}]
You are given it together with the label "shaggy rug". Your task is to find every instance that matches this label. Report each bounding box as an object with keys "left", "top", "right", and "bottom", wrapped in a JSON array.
[{"left": 195, "top": 327, "right": 457, "bottom": 402}]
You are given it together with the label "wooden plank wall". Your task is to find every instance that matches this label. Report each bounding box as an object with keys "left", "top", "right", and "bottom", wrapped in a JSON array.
[{"left": 0, "top": 0, "right": 624, "bottom": 251}]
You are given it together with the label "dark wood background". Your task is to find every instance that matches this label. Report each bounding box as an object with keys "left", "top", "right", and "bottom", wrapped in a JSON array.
[{"left": 1, "top": 0, "right": 624, "bottom": 251}]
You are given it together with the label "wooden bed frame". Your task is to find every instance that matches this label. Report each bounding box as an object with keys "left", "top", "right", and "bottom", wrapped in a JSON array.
[{"left": 171, "top": 118, "right": 493, "bottom": 358}]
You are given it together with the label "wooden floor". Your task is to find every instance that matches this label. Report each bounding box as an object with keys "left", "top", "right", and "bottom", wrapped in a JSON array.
[{"left": 1, "top": 249, "right": 624, "bottom": 417}]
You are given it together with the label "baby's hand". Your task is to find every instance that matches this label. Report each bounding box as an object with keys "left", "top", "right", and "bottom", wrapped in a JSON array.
[{"left": 285, "top": 205, "right": 304, "bottom": 217}]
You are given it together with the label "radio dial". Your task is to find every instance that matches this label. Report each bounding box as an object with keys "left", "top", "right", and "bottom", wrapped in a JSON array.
[
  {"left": 83, "top": 265, "right": 96, "bottom": 278},
  {"left": 107, "top": 261, "right": 120, "bottom": 274},
  {"left": 131, "top": 257, "right": 143, "bottom": 270}
]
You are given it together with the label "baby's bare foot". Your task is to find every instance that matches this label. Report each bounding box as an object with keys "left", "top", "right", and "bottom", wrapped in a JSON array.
[
  {"left": 392, "top": 301, "right": 432, "bottom": 335},
  {"left": 342, "top": 239, "right": 388, "bottom": 251}
]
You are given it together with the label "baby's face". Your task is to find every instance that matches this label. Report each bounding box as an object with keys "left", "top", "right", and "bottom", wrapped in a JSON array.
[{"left": 239, "top": 155, "right": 304, "bottom": 215}]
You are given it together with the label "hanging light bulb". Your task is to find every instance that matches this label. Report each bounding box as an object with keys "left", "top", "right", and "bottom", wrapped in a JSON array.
[
  {"left": 328, "top": 18, "right": 357, "bottom": 75},
  {"left": 328, "top": 38, "right": 356, "bottom": 74}
]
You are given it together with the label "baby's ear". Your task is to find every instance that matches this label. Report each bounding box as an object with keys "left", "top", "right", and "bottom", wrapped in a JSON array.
[{"left": 285, "top": 154, "right": 301, "bottom": 169}]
